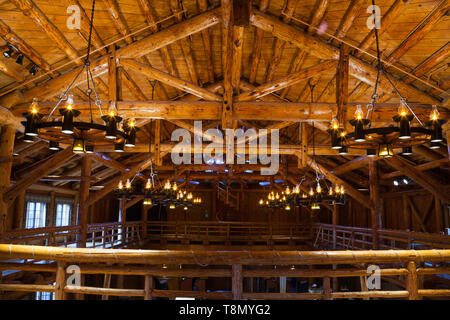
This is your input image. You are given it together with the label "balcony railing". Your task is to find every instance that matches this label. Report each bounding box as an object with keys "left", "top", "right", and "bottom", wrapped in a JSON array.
[
  {"left": 314, "top": 223, "right": 450, "bottom": 250},
  {"left": 0, "top": 245, "right": 449, "bottom": 300}
]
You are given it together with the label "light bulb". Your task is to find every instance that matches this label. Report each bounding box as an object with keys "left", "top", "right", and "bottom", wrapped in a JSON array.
[
  {"left": 340, "top": 185, "right": 344, "bottom": 194},
  {"left": 259, "top": 199, "right": 264, "bottom": 205},
  {"left": 331, "top": 117, "right": 339, "bottom": 130},
  {"left": 354, "top": 105, "right": 363, "bottom": 120},
  {"left": 398, "top": 99, "right": 408, "bottom": 117},
  {"left": 118, "top": 181, "right": 123, "bottom": 190},
  {"left": 309, "top": 188, "right": 314, "bottom": 196},
  {"left": 316, "top": 183, "right": 322, "bottom": 193},
  {"left": 335, "top": 185, "right": 340, "bottom": 194},
  {"left": 145, "top": 179, "right": 152, "bottom": 189},
  {"left": 285, "top": 205, "right": 291, "bottom": 211},
  {"left": 285, "top": 186, "right": 291, "bottom": 195},
  {"left": 66, "top": 94, "right": 74, "bottom": 110},
  {"left": 430, "top": 105, "right": 439, "bottom": 121},
  {"left": 169, "top": 204, "right": 175, "bottom": 209},
  {"left": 30, "top": 98, "right": 39, "bottom": 114},
  {"left": 125, "top": 179, "right": 131, "bottom": 189}
]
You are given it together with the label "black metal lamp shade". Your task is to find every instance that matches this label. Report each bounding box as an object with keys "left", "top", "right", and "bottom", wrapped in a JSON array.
[
  {"left": 349, "top": 119, "right": 370, "bottom": 142},
  {"left": 60, "top": 109, "right": 81, "bottom": 134}
]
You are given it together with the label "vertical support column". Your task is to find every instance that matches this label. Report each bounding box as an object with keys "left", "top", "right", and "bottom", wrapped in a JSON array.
[
  {"left": 280, "top": 277, "right": 286, "bottom": 294},
  {"left": 434, "top": 196, "right": 442, "bottom": 234},
  {"left": 102, "top": 274, "right": 112, "bottom": 300},
  {"left": 142, "top": 203, "right": 148, "bottom": 238},
  {"left": 332, "top": 204, "right": 338, "bottom": 249},
  {"left": 144, "top": 275, "right": 153, "bottom": 300},
  {"left": 55, "top": 261, "right": 67, "bottom": 300},
  {"left": 154, "top": 119, "right": 162, "bottom": 166},
  {"left": 14, "top": 191, "right": 25, "bottom": 229},
  {"left": 48, "top": 191, "right": 55, "bottom": 227},
  {"left": 232, "top": 264, "right": 242, "bottom": 300},
  {"left": 407, "top": 261, "right": 418, "bottom": 300},
  {"left": 78, "top": 155, "right": 92, "bottom": 248},
  {"left": 300, "top": 123, "right": 308, "bottom": 168},
  {"left": 221, "top": 0, "right": 234, "bottom": 129},
  {"left": 369, "top": 159, "right": 380, "bottom": 249},
  {"left": 323, "top": 277, "right": 331, "bottom": 300},
  {"left": 0, "top": 125, "right": 15, "bottom": 242},
  {"left": 336, "top": 44, "right": 349, "bottom": 129}
]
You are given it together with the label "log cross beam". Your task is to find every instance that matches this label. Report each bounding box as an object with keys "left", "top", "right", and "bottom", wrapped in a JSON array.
[
  {"left": 384, "top": 155, "right": 450, "bottom": 204},
  {"left": 4, "top": 148, "right": 75, "bottom": 203},
  {"left": 249, "top": 9, "right": 441, "bottom": 105}
]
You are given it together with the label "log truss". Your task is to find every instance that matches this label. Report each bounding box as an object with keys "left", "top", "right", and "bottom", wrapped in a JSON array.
[{"left": 0, "top": 0, "right": 449, "bottom": 217}]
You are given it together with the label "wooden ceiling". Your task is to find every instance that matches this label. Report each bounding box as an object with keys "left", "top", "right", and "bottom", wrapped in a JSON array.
[{"left": 1, "top": 0, "right": 449, "bottom": 207}]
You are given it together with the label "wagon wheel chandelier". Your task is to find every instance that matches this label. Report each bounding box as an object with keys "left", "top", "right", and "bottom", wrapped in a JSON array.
[
  {"left": 260, "top": 122, "right": 346, "bottom": 211},
  {"left": 115, "top": 120, "right": 202, "bottom": 211},
  {"left": 327, "top": 0, "right": 446, "bottom": 158},
  {"left": 21, "top": 0, "right": 139, "bottom": 154}
]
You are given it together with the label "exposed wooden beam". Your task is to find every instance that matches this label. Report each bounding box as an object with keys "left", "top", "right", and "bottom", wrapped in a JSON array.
[
  {"left": 385, "top": 155, "right": 450, "bottom": 204},
  {"left": 236, "top": 60, "right": 337, "bottom": 101},
  {"left": 0, "top": 8, "right": 221, "bottom": 108},
  {"left": 0, "top": 18, "right": 56, "bottom": 76},
  {"left": 221, "top": 0, "right": 234, "bottom": 129},
  {"left": 119, "top": 59, "right": 222, "bottom": 101},
  {"left": 336, "top": 44, "right": 349, "bottom": 127},
  {"left": 11, "top": 0, "right": 79, "bottom": 62},
  {"left": 197, "top": 0, "right": 215, "bottom": 82},
  {"left": 12, "top": 101, "right": 449, "bottom": 123},
  {"left": 369, "top": 159, "right": 380, "bottom": 249},
  {"left": 78, "top": 155, "right": 92, "bottom": 248},
  {"left": 0, "top": 125, "right": 15, "bottom": 240},
  {"left": 265, "top": 0, "right": 298, "bottom": 82},
  {"left": 308, "top": 0, "right": 328, "bottom": 34},
  {"left": 380, "top": 158, "right": 449, "bottom": 179},
  {"left": 248, "top": 0, "right": 270, "bottom": 84},
  {"left": 4, "top": 148, "right": 75, "bottom": 203},
  {"left": 169, "top": 0, "right": 199, "bottom": 85},
  {"left": 250, "top": 9, "right": 439, "bottom": 105},
  {"left": 334, "top": 0, "right": 365, "bottom": 40}
]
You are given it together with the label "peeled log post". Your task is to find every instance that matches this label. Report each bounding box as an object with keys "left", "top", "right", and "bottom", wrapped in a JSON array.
[
  {"left": 0, "top": 125, "right": 15, "bottom": 241},
  {"left": 55, "top": 261, "right": 66, "bottom": 300},
  {"left": 369, "top": 159, "right": 380, "bottom": 249},
  {"left": 407, "top": 261, "right": 419, "bottom": 300},
  {"left": 144, "top": 275, "right": 153, "bottom": 300},
  {"left": 232, "top": 264, "right": 242, "bottom": 300},
  {"left": 78, "top": 155, "right": 92, "bottom": 248}
]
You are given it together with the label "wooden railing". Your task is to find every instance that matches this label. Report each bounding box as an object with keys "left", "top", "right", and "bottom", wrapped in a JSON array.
[
  {"left": 0, "top": 245, "right": 449, "bottom": 300},
  {"left": 314, "top": 223, "right": 450, "bottom": 250},
  {"left": 3, "top": 221, "right": 143, "bottom": 248},
  {"left": 145, "top": 221, "right": 311, "bottom": 243}
]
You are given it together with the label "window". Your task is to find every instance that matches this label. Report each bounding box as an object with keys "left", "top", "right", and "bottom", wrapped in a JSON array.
[
  {"left": 25, "top": 201, "right": 47, "bottom": 229},
  {"left": 55, "top": 203, "right": 72, "bottom": 227},
  {"left": 36, "top": 283, "right": 55, "bottom": 300}
]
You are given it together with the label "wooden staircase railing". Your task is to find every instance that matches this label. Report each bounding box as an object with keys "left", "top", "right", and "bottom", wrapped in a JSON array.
[{"left": 0, "top": 245, "right": 449, "bottom": 300}]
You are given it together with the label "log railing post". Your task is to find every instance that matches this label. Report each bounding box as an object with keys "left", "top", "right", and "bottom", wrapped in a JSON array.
[
  {"left": 323, "top": 277, "right": 331, "bottom": 300},
  {"left": 102, "top": 273, "right": 112, "bottom": 300},
  {"left": 232, "top": 264, "right": 242, "bottom": 300},
  {"left": 55, "top": 261, "right": 67, "bottom": 300},
  {"left": 144, "top": 275, "right": 153, "bottom": 300},
  {"left": 0, "top": 125, "right": 15, "bottom": 242},
  {"left": 407, "top": 261, "right": 419, "bottom": 300}
]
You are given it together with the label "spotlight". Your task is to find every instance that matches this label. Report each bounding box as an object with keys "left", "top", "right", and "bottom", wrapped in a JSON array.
[
  {"left": 29, "top": 64, "right": 38, "bottom": 76},
  {"left": 16, "top": 54, "right": 24, "bottom": 65},
  {"left": 393, "top": 180, "right": 399, "bottom": 186},
  {"left": 401, "top": 146, "right": 413, "bottom": 155},
  {"left": 403, "top": 179, "right": 409, "bottom": 185},
  {"left": 3, "top": 46, "right": 14, "bottom": 58},
  {"left": 366, "top": 149, "right": 376, "bottom": 157},
  {"left": 339, "top": 146, "right": 348, "bottom": 155},
  {"left": 49, "top": 141, "right": 60, "bottom": 151}
]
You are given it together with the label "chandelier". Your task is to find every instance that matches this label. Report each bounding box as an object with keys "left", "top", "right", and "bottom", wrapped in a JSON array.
[
  {"left": 259, "top": 124, "right": 346, "bottom": 211},
  {"left": 115, "top": 179, "right": 202, "bottom": 210},
  {"left": 327, "top": 1, "right": 446, "bottom": 158},
  {"left": 21, "top": 0, "right": 139, "bottom": 154}
]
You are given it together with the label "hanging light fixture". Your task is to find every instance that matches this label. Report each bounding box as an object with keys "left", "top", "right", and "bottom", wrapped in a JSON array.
[
  {"left": 327, "top": 0, "right": 446, "bottom": 156},
  {"left": 49, "top": 141, "right": 60, "bottom": 151},
  {"left": 378, "top": 143, "right": 394, "bottom": 158},
  {"left": 19, "top": 0, "right": 139, "bottom": 154},
  {"left": 72, "top": 138, "right": 85, "bottom": 154},
  {"left": 3, "top": 45, "right": 14, "bottom": 58}
]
